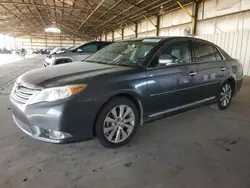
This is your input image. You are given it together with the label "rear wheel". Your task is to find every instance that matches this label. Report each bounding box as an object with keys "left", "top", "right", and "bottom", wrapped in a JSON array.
[
  {"left": 95, "top": 97, "right": 139, "bottom": 148},
  {"left": 217, "top": 81, "right": 233, "bottom": 110}
]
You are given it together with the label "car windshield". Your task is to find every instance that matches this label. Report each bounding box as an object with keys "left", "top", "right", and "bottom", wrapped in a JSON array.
[
  {"left": 86, "top": 39, "right": 160, "bottom": 67},
  {"left": 49, "top": 47, "right": 59, "bottom": 55}
]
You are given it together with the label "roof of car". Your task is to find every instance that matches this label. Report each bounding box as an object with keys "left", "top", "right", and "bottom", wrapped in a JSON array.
[
  {"left": 123, "top": 36, "right": 201, "bottom": 41},
  {"left": 121, "top": 36, "right": 215, "bottom": 45},
  {"left": 90, "top": 41, "right": 113, "bottom": 43}
]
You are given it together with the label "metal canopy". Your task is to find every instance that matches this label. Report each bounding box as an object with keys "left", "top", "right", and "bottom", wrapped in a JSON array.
[{"left": 0, "top": 0, "right": 195, "bottom": 40}]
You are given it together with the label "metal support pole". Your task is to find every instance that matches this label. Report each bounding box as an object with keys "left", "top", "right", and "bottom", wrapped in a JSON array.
[
  {"left": 124, "top": 22, "right": 136, "bottom": 33},
  {"left": 142, "top": 14, "right": 157, "bottom": 29},
  {"left": 105, "top": 33, "right": 107, "bottom": 41},
  {"left": 45, "top": 32, "right": 47, "bottom": 49},
  {"left": 112, "top": 31, "right": 114, "bottom": 41},
  {"left": 30, "top": 37, "right": 32, "bottom": 50},
  {"left": 193, "top": 1, "right": 199, "bottom": 36},
  {"left": 176, "top": 1, "right": 195, "bottom": 36},
  {"left": 60, "top": 33, "right": 62, "bottom": 48},
  {"left": 156, "top": 15, "right": 160, "bottom": 36},
  {"left": 122, "top": 28, "right": 124, "bottom": 40},
  {"left": 135, "top": 23, "right": 138, "bottom": 38}
]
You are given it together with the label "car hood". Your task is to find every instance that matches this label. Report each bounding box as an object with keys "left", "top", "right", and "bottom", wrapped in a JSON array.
[
  {"left": 53, "top": 52, "right": 91, "bottom": 58},
  {"left": 18, "top": 61, "right": 133, "bottom": 88},
  {"left": 50, "top": 52, "right": 92, "bottom": 62}
]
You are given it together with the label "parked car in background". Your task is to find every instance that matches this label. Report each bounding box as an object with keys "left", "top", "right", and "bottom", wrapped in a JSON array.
[
  {"left": 10, "top": 37, "right": 243, "bottom": 148},
  {"left": 32, "top": 49, "right": 50, "bottom": 55},
  {"left": 0, "top": 48, "right": 12, "bottom": 54},
  {"left": 48, "top": 46, "right": 76, "bottom": 56},
  {"left": 43, "top": 41, "right": 112, "bottom": 67}
]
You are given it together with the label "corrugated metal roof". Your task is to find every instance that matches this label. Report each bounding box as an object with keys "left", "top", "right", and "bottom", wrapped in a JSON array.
[{"left": 0, "top": 0, "right": 195, "bottom": 39}]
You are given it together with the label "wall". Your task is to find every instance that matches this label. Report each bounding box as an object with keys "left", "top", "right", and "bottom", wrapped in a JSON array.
[
  {"left": 102, "top": 0, "right": 250, "bottom": 75},
  {"left": 198, "top": 30, "right": 250, "bottom": 75},
  {"left": 159, "top": 4, "right": 193, "bottom": 36},
  {"left": 123, "top": 24, "right": 136, "bottom": 39},
  {"left": 0, "top": 34, "right": 15, "bottom": 50},
  {"left": 197, "top": 0, "right": 250, "bottom": 35},
  {"left": 196, "top": 0, "right": 250, "bottom": 75},
  {"left": 114, "top": 28, "right": 122, "bottom": 41}
]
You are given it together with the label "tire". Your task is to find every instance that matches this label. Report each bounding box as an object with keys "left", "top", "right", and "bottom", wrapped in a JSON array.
[
  {"left": 217, "top": 81, "right": 233, "bottom": 110},
  {"left": 95, "top": 97, "right": 139, "bottom": 148}
]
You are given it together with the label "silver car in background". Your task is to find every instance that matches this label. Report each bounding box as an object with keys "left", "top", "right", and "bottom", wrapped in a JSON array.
[{"left": 44, "top": 41, "right": 112, "bottom": 67}]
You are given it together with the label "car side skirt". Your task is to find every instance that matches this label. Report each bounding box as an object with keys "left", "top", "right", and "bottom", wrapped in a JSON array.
[{"left": 148, "top": 96, "right": 216, "bottom": 118}]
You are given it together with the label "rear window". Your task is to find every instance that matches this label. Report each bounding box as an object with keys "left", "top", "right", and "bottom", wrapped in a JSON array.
[{"left": 193, "top": 42, "right": 223, "bottom": 62}]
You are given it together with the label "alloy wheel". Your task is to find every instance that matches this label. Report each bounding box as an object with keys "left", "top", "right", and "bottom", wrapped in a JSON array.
[
  {"left": 103, "top": 105, "right": 135, "bottom": 143},
  {"left": 220, "top": 84, "right": 232, "bottom": 107}
]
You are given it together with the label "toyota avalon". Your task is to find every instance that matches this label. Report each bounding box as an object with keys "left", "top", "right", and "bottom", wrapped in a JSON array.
[{"left": 10, "top": 37, "right": 244, "bottom": 148}]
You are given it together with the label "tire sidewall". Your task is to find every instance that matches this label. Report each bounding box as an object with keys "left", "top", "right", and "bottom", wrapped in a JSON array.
[
  {"left": 217, "top": 81, "right": 233, "bottom": 110},
  {"left": 95, "top": 97, "right": 139, "bottom": 148}
]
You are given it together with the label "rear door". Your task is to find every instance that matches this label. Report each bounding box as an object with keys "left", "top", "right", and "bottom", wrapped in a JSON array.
[
  {"left": 145, "top": 39, "right": 198, "bottom": 116},
  {"left": 192, "top": 40, "right": 226, "bottom": 100}
]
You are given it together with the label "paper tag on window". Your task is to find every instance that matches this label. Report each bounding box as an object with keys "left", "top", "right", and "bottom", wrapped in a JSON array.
[{"left": 142, "top": 39, "right": 162, "bottom": 43}]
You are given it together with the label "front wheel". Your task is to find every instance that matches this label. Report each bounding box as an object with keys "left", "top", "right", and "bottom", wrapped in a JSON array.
[
  {"left": 95, "top": 97, "right": 139, "bottom": 148},
  {"left": 217, "top": 81, "right": 233, "bottom": 110}
]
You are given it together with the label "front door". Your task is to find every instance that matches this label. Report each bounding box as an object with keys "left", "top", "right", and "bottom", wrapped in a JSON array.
[
  {"left": 192, "top": 40, "right": 226, "bottom": 100},
  {"left": 145, "top": 40, "right": 198, "bottom": 117}
]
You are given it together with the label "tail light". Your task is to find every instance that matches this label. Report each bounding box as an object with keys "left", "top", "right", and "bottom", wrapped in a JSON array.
[{"left": 240, "top": 62, "right": 244, "bottom": 69}]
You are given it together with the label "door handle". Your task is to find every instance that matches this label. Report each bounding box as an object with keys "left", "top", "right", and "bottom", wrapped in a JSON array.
[
  {"left": 189, "top": 72, "right": 197, "bottom": 76},
  {"left": 221, "top": 67, "right": 226, "bottom": 71}
]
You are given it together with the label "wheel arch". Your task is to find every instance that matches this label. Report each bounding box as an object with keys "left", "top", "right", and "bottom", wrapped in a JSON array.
[
  {"left": 226, "top": 77, "right": 236, "bottom": 96},
  {"left": 93, "top": 91, "right": 144, "bottom": 136}
]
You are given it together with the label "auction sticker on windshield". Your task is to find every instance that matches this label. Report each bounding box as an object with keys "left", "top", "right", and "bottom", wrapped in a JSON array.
[{"left": 142, "top": 39, "right": 162, "bottom": 43}]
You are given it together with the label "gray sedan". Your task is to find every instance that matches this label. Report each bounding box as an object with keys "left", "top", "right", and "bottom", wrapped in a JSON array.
[{"left": 10, "top": 37, "right": 244, "bottom": 148}]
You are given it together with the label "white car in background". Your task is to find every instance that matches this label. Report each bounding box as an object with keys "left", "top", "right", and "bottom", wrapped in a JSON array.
[{"left": 44, "top": 41, "right": 112, "bottom": 67}]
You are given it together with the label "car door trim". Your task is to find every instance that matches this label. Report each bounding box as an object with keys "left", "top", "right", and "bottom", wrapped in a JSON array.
[
  {"left": 150, "top": 81, "right": 220, "bottom": 97},
  {"left": 148, "top": 96, "right": 216, "bottom": 118}
]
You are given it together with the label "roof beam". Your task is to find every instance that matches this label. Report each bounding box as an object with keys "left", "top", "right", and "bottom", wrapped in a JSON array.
[
  {"left": 0, "top": 1, "right": 121, "bottom": 12},
  {"left": 72, "top": 0, "right": 106, "bottom": 37},
  {"left": 30, "top": 0, "right": 46, "bottom": 26},
  {"left": 92, "top": 0, "right": 174, "bottom": 34},
  {"left": 88, "top": 0, "right": 146, "bottom": 33},
  {"left": 83, "top": 0, "right": 123, "bottom": 30}
]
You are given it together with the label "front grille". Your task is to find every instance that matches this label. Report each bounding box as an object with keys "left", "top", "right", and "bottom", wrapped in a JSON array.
[{"left": 11, "top": 83, "right": 40, "bottom": 105}]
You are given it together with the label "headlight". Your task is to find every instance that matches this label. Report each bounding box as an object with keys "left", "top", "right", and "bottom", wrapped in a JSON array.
[
  {"left": 28, "top": 84, "right": 86, "bottom": 105},
  {"left": 46, "top": 55, "right": 55, "bottom": 64}
]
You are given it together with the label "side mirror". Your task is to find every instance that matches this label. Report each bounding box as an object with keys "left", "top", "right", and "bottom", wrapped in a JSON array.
[
  {"left": 158, "top": 54, "right": 175, "bottom": 65},
  {"left": 77, "top": 48, "right": 82, "bottom": 52}
]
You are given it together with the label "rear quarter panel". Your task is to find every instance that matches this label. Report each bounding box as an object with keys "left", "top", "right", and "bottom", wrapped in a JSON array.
[{"left": 225, "top": 58, "right": 244, "bottom": 94}]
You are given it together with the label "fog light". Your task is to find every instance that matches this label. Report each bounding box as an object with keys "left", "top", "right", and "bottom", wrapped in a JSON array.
[{"left": 48, "top": 130, "right": 71, "bottom": 140}]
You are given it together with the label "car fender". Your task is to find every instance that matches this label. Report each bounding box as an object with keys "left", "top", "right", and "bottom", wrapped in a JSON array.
[{"left": 100, "top": 89, "right": 144, "bottom": 125}]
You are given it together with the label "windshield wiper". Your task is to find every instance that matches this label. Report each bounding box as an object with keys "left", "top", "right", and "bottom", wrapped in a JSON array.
[{"left": 84, "top": 60, "right": 108, "bottom": 64}]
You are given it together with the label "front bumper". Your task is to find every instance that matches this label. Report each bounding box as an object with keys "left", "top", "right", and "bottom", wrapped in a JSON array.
[
  {"left": 44, "top": 57, "right": 54, "bottom": 67},
  {"left": 44, "top": 60, "right": 50, "bottom": 67},
  {"left": 13, "top": 115, "right": 66, "bottom": 143},
  {"left": 10, "top": 95, "right": 99, "bottom": 143}
]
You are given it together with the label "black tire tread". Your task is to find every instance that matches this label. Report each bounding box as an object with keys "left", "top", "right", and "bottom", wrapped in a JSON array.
[
  {"left": 217, "top": 81, "right": 233, "bottom": 110},
  {"left": 95, "top": 97, "right": 139, "bottom": 148}
]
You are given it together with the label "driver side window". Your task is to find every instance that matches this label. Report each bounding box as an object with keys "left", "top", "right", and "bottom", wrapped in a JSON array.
[
  {"left": 150, "top": 41, "right": 192, "bottom": 67},
  {"left": 77, "top": 44, "right": 98, "bottom": 52}
]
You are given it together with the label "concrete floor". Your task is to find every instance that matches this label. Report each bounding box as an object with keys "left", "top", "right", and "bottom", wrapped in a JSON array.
[
  {"left": 0, "top": 54, "right": 36, "bottom": 65},
  {"left": 0, "top": 56, "right": 250, "bottom": 188}
]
